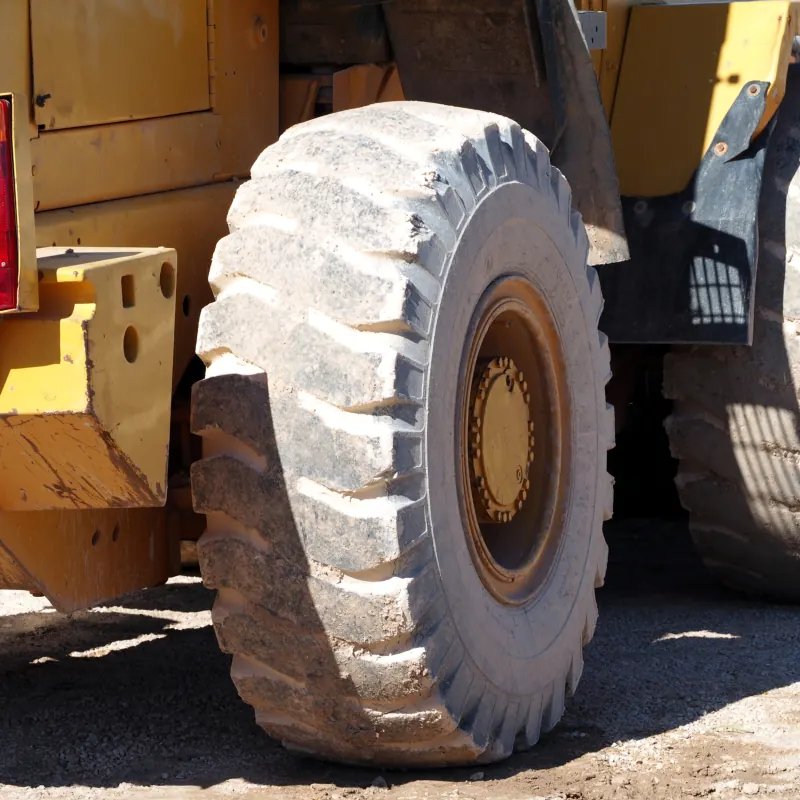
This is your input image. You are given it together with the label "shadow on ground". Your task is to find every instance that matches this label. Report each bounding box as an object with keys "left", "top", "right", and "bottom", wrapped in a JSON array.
[{"left": 0, "top": 517, "right": 797, "bottom": 791}]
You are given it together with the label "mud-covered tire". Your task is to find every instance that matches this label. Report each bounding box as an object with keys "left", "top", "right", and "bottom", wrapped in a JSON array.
[
  {"left": 664, "top": 68, "right": 800, "bottom": 601},
  {"left": 191, "top": 102, "right": 614, "bottom": 766}
]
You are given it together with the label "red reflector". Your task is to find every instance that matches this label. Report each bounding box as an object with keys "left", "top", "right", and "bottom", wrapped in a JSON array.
[{"left": 0, "top": 99, "right": 19, "bottom": 311}]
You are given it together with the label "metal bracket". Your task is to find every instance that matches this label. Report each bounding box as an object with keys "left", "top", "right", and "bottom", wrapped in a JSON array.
[{"left": 578, "top": 11, "right": 606, "bottom": 51}]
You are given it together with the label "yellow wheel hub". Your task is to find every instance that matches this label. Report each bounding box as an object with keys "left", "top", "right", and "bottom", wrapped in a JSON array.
[
  {"left": 459, "top": 277, "right": 571, "bottom": 606},
  {"left": 470, "top": 357, "right": 533, "bottom": 523}
]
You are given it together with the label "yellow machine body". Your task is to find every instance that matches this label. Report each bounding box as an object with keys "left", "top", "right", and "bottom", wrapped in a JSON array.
[
  {"left": 0, "top": 0, "right": 409, "bottom": 611},
  {"left": 0, "top": 248, "right": 176, "bottom": 511},
  {"left": 573, "top": 0, "right": 798, "bottom": 196},
  {"left": 609, "top": 1, "right": 797, "bottom": 196},
  {"left": 0, "top": 0, "right": 796, "bottom": 611},
  {"left": 0, "top": 0, "right": 280, "bottom": 610}
]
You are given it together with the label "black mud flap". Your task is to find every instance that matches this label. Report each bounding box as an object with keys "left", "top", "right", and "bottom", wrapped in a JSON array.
[{"left": 598, "top": 81, "right": 773, "bottom": 344}]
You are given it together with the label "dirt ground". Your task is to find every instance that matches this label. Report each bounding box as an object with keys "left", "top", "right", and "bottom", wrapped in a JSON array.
[{"left": 1, "top": 518, "right": 799, "bottom": 800}]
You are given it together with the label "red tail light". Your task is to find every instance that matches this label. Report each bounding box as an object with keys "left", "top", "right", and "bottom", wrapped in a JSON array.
[{"left": 0, "top": 99, "right": 19, "bottom": 311}]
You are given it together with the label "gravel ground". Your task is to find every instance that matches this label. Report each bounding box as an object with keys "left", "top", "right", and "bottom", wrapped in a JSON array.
[{"left": 1, "top": 517, "right": 799, "bottom": 800}]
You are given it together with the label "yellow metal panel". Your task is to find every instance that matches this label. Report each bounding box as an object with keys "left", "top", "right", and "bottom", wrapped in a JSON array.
[
  {"left": 0, "top": 1, "right": 31, "bottom": 112},
  {"left": 0, "top": 296, "right": 91, "bottom": 412},
  {"left": 0, "top": 248, "right": 176, "bottom": 510},
  {"left": 599, "top": 0, "right": 632, "bottom": 120},
  {"left": 573, "top": 0, "right": 631, "bottom": 120},
  {"left": 31, "top": 0, "right": 210, "bottom": 130},
  {"left": 280, "top": 75, "right": 323, "bottom": 133},
  {"left": 611, "top": 1, "right": 794, "bottom": 197},
  {"left": 23, "top": 1, "right": 279, "bottom": 216},
  {"left": 31, "top": 112, "right": 223, "bottom": 212},
  {"left": 332, "top": 64, "right": 406, "bottom": 113},
  {"left": 0, "top": 540, "right": 28, "bottom": 591},
  {"left": 35, "top": 183, "right": 235, "bottom": 389},
  {"left": 213, "top": 0, "right": 280, "bottom": 176},
  {"left": 281, "top": 65, "right": 406, "bottom": 134},
  {"left": 0, "top": 507, "right": 178, "bottom": 612},
  {"left": 1, "top": 94, "right": 38, "bottom": 313}
]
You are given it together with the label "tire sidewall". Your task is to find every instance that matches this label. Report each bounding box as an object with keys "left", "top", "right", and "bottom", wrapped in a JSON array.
[{"left": 425, "top": 180, "right": 602, "bottom": 696}]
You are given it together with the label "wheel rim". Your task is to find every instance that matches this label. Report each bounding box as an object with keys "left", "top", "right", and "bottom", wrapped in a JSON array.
[{"left": 459, "top": 276, "right": 572, "bottom": 605}]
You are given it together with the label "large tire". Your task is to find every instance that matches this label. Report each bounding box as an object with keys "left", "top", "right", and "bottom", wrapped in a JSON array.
[
  {"left": 664, "top": 68, "right": 800, "bottom": 601},
  {"left": 191, "top": 102, "right": 614, "bottom": 766}
]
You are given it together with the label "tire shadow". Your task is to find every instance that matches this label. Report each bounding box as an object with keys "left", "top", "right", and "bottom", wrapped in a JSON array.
[{"left": 1, "top": 517, "right": 798, "bottom": 791}]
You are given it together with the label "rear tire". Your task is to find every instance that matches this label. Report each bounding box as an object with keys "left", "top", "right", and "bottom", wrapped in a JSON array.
[
  {"left": 191, "top": 102, "right": 614, "bottom": 766},
  {"left": 664, "top": 68, "right": 800, "bottom": 601}
]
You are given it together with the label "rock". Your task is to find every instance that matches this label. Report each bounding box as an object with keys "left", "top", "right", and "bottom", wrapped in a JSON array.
[
  {"left": 742, "top": 785, "right": 760, "bottom": 796},
  {"left": 468, "top": 772, "right": 485, "bottom": 782},
  {"left": 711, "top": 780, "right": 742, "bottom": 794},
  {"left": 371, "top": 777, "right": 388, "bottom": 789}
]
